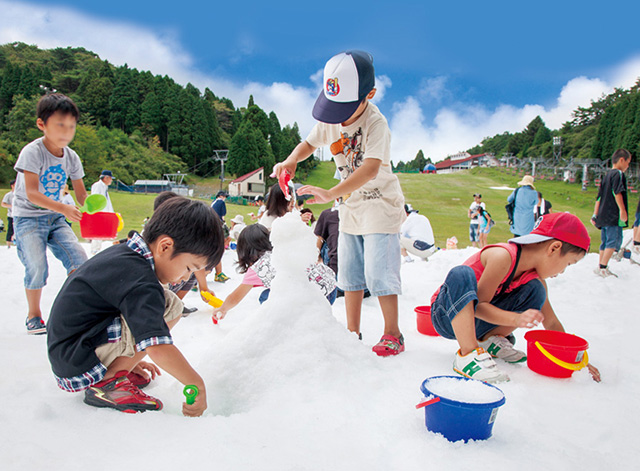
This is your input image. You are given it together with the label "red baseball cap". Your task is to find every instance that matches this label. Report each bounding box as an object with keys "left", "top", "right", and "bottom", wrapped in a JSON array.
[{"left": 509, "top": 212, "right": 590, "bottom": 251}]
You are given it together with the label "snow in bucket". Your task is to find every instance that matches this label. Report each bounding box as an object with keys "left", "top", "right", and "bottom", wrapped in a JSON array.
[{"left": 419, "top": 376, "right": 505, "bottom": 442}]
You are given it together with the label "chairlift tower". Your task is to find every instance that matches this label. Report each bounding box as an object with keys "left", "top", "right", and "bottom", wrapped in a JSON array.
[
  {"left": 163, "top": 172, "right": 187, "bottom": 187},
  {"left": 529, "top": 156, "right": 545, "bottom": 178},
  {"left": 213, "top": 150, "right": 229, "bottom": 191},
  {"left": 552, "top": 137, "right": 563, "bottom": 165}
]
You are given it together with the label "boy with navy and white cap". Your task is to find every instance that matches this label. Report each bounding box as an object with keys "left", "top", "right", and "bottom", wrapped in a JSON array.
[
  {"left": 429, "top": 212, "right": 601, "bottom": 383},
  {"left": 274, "top": 50, "right": 406, "bottom": 356}
]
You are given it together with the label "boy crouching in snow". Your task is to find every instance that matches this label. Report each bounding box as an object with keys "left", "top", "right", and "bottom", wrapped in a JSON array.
[
  {"left": 47, "top": 198, "right": 224, "bottom": 415},
  {"left": 430, "top": 212, "right": 601, "bottom": 383}
]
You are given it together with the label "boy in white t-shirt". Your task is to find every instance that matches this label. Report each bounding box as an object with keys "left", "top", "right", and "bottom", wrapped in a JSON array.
[{"left": 274, "top": 50, "right": 406, "bottom": 356}]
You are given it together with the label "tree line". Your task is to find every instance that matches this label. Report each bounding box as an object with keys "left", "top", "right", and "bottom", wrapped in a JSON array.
[{"left": 0, "top": 42, "right": 313, "bottom": 186}]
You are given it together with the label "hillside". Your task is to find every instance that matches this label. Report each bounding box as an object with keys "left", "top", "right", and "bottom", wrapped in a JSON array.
[{"left": 0, "top": 42, "right": 305, "bottom": 185}]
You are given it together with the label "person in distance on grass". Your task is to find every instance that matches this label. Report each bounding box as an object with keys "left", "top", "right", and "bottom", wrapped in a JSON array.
[
  {"left": 429, "top": 212, "right": 601, "bottom": 384},
  {"left": 273, "top": 50, "right": 406, "bottom": 356},
  {"left": 591, "top": 148, "right": 632, "bottom": 277},
  {"left": 47, "top": 197, "right": 224, "bottom": 416},
  {"left": 12, "top": 93, "right": 89, "bottom": 335}
]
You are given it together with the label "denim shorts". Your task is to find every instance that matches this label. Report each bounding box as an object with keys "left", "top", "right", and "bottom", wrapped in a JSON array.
[
  {"left": 634, "top": 212, "right": 640, "bottom": 228},
  {"left": 431, "top": 265, "right": 546, "bottom": 340},
  {"left": 337, "top": 232, "right": 401, "bottom": 297},
  {"left": 14, "top": 214, "right": 88, "bottom": 289},
  {"left": 469, "top": 224, "right": 480, "bottom": 242},
  {"left": 599, "top": 225, "right": 623, "bottom": 251}
]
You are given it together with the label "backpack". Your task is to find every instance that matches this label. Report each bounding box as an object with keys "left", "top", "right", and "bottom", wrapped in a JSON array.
[{"left": 505, "top": 187, "right": 520, "bottom": 226}]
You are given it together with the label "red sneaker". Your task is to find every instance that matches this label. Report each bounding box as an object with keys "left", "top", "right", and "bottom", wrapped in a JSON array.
[
  {"left": 127, "top": 371, "right": 151, "bottom": 389},
  {"left": 84, "top": 371, "right": 163, "bottom": 413},
  {"left": 372, "top": 334, "right": 405, "bottom": 357}
]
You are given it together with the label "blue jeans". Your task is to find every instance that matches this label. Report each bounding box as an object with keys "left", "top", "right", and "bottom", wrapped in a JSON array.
[
  {"left": 338, "top": 232, "right": 401, "bottom": 296},
  {"left": 431, "top": 265, "right": 546, "bottom": 340},
  {"left": 599, "top": 226, "right": 623, "bottom": 251},
  {"left": 469, "top": 224, "right": 480, "bottom": 242},
  {"left": 14, "top": 214, "right": 88, "bottom": 289}
]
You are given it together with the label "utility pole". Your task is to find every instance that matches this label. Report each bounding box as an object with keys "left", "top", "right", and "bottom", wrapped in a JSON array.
[{"left": 213, "top": 150, "right": 229, "bottom": 191}]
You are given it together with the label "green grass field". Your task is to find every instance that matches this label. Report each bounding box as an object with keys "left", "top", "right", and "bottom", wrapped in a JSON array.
[{"left": 1, "top": 163, "right": 637, "bottom": 252}]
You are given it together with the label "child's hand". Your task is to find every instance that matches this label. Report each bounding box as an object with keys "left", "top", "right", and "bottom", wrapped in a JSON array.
[
  {"left": 183, "top": 386, "right": 207, "bottom": 417},
  {"left": 516, "top": 309, "right": 544, "bottom": 328},
  {"left": 200, "top": 288, "right": 216, "bottom": 303},
  {"left": 212, "top": 308, "right": 227, "bottom": 322},
  {"left": 297, "top": 185, "right": 331, "bottom": 205},
  {"left": 271, "top": 160, "right": 297, "bottom": 179},
  {"left": 131, "top": 361, "right": 161, "bottom": 381},
  {"left": 62, "top": 204, "right": 83, "bottom": 222},
  {"left": 587, "top": 363, "right": 601, "bottom": 382},
  {"left": 300, "top": 212, "right": 313, "bottom": 224}
]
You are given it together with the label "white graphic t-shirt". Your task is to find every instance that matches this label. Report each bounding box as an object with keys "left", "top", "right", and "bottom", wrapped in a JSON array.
[
  {"left": 469, "top": 201, "right": 486, "bottom": 225},
  {"left": 306, "top": 102, "right": 405, "bottom": 235},
  {"left": 13, "top": 138, "right": 84, "bottom": 217}
]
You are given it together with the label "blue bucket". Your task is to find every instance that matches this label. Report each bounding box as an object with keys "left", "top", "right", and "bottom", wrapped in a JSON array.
[{"left": 419, "top": 376, "right": 505, "bottom": 442}]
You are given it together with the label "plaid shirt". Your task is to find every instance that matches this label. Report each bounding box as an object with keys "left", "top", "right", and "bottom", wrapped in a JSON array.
[{"left": 55, "top": 234, "right": 172, "bottom": 393}]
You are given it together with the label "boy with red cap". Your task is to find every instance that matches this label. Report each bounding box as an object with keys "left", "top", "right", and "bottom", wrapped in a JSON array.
[
  {"left": 273, "top": 51, "right": 406, "bottom": 355},
  {"left": 430, "top": 212, "right": 601, "bottom": 383}
]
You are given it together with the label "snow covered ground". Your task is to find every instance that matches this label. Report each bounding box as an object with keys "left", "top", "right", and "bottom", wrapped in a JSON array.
[{"left": 0, "top": 216, "right": 638, "bottom": 470}]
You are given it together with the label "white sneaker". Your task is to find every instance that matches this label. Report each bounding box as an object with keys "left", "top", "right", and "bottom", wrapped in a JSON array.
[
  {"left": 594, "top": 267, "right": 618, "bottom": 278},
  {"left": 453, "top": 348, "right": 510, "bottom": 384},
  {"left": 479, "top": 335, "right": 527, "bottom": 363}
]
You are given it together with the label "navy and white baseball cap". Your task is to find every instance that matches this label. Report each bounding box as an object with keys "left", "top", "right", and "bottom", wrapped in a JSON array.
[{"left": 312, "top": 50, "right": 375, "bottom": 124}]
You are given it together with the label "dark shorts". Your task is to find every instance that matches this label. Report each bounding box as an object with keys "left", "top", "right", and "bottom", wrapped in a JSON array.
[{"left": 431, "top": 265, "right": 546, "bottom": 340}]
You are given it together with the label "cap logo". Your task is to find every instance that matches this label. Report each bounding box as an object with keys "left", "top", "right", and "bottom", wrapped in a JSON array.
[
  {"left": 533, "top": 216, "right": 543, "bottom": 231},
  {"left": 326, "top": 78, "right": 340, "bottom": 97}
]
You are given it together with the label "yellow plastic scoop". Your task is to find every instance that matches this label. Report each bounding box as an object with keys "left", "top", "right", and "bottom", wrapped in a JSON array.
[{"left": 201, "top": 291, "right": 223, "bottom": 308}]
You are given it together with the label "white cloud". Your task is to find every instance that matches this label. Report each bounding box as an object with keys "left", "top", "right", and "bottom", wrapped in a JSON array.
[
  {"left": 0, "top": 0, "right": 319, "bottom": 133},
  {"left": 388, "top": 61, "right": 640, "bottom": 163}
]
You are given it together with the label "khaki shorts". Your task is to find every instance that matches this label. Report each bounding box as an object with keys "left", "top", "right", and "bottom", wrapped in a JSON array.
[{"left": 95, "top": 288, "right": 183, "bottom": 367}]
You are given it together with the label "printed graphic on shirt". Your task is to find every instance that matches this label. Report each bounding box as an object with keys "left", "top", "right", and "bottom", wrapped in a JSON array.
[
  {"left": 330, "top": 129, "right": 364, "bottom": 180},
  {"left": 39, "top": 164, "right": 67, "bottom": 200}
]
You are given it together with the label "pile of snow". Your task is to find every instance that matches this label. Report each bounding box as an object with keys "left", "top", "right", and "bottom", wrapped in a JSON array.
[
  {"left": 0, "top": 225, "right": 637, "bottom": 470},
  {"left": 423, "top": 376, "right": 504, "bottom": 404}
]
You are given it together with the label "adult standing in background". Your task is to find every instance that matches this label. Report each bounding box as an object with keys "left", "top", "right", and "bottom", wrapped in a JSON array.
[
  {"left": 468, "top": 193, "right": 485, "bottom": 248},
  {"left": 507, "top": 175, "right": 538, "bottom": 237},
  {"left": 1, "top": 179, "right": 16, "bottom": 248},
  {"left": 211, "top": 190, "right": 230, "bottom": 282},
  {"left": 89, "top": 170, "right": 114, "bottom": 255}
]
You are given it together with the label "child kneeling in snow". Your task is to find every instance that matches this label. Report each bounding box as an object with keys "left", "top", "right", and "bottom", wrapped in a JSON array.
[
  {"left": 47, "top": 198, "right": 224, "bottom": 415},
  {"left": 430, "top": 212, "right": 601, "bottom": 383},
  {"left": 213, "top": 224, "right": 336, "bottom": 321}
]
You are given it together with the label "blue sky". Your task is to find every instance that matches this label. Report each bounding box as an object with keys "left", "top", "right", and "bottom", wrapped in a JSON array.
[{"left": 2, "top": 0, "right": 640, "bottom": 162}]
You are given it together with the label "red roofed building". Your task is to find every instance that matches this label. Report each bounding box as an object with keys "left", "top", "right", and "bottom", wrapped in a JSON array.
[
  {"left": 435, "top": 152, "right": 498, "bottom": 174},
  {"left": 228, "top": 167, "right": 265, "bottom": 198}
]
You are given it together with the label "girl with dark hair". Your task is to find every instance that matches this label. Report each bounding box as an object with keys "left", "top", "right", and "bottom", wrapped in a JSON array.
[
  {"left": 212, "top": 223, "right": 337, "bottom": 322},
  {"left": 259, "top": 184, "right": 294, "bottom": 230}
]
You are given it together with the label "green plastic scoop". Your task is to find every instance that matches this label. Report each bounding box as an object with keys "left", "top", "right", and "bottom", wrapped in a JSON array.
[{"left": 80, "top": 194, "right": 107, "bottom": 214}]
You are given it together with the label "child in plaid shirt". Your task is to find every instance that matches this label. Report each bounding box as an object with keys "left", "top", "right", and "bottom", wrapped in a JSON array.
[{"left": 47, "top": 198, "right": 224, "bottom": 416}]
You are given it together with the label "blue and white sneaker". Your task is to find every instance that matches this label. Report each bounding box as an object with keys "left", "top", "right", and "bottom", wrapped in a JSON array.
[{"left": 26, "top": 317, "right": 47, "bottom": 335}]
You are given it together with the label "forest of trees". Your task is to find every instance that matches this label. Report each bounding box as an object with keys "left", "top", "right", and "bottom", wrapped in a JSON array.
[
  {"left": 0, "top": 42, "right": 314, "bottom": 185},
  {"left": 463, "top": 80, "right": 640, "bottom": 163}
]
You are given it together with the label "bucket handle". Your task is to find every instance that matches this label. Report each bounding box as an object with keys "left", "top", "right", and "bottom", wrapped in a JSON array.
[
  {"left": 534, "top": 341, "right": 589, "bottom": 371},
  {"left": 415, "top": 395, "right": 441, "bottom": 409}
]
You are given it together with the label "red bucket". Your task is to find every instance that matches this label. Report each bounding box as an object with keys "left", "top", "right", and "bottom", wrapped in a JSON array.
[
  {"left": 524, "top": 330, "right": 589, "bottom": 378},
  {"left": 415, "top": 306, "right": 439, "bottom": 336},
  {"left": 80, "top": 212, "right": 119, "bottom": 240}
]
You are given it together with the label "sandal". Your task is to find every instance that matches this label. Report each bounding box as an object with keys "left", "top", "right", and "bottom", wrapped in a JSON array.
[{"left": 372, "top": 334, "right": 405, "bottom": 356}]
